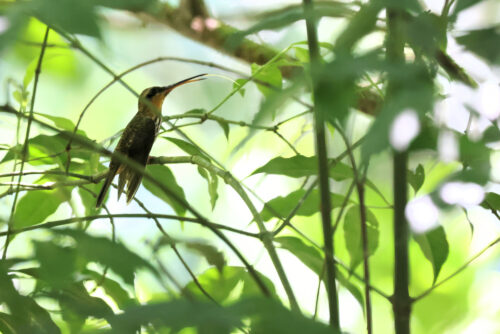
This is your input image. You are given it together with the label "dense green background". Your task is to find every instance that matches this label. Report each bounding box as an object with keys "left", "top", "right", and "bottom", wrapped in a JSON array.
[{"left": 0, "top": 0, "right": 499, "bottom": 333}]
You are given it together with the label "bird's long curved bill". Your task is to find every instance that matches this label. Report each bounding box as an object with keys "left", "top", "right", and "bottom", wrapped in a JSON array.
[{"left": 163, "top": 73, "right": 207, "bottom": 93}]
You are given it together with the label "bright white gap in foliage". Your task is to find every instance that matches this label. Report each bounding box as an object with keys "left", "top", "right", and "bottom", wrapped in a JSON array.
[
  {"left": 0, "top": 17, "right": 10, "bottom": 33},
  {"left": 405, "top": 195, "right": 439, "bottom": 234},
  {"left": 440, "top": 182, "right": 485, "bottom": 207},
  {"left": 390, "top": 109, "right": 420, "bottom": 151}
]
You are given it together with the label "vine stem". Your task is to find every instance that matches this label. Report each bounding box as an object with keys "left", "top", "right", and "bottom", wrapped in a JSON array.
[
  {"left": 302, "top": 0, "right": 340, "bottom": 330},
  {"left": 2, "top": 26, "right": 50, "bottom": 260}
]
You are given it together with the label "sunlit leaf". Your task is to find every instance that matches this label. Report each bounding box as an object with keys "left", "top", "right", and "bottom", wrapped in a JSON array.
[
  {"left": 414, "top": 226, "right": 449, "bottom": 284},
  {"left": 143, "top": 165, "right": 187, "bottom": 216},
  {"left": 233, "top": 79, "right": 247, "bottom": 97},
  {"left": 260, "top": 189, "right": 347, "bottom": 221},
  {"left": 84, "top": 269, "right": 137, "bottom": 310},
  {"left": 13, "top": 190, "right": 66, "bottom": 228},
  {"left": 343, "top": 205, "right": 379, "bottom": 270},
  {"left": 184, "top": 266, "right": 276, "bottom": 303},
  {"left": 162, "top": 136, "right": 210, "bottom": 161}
]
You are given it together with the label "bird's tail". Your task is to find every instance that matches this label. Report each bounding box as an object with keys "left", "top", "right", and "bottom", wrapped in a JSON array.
[{"left": 96, "top": 167, "right": 118, "bottom": 208}]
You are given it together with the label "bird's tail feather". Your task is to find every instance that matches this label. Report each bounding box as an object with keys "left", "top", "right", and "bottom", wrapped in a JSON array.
[
  {"left": 96, "top": 167, "right": 118, "bottom": 208},
  {"left": 126, "top": 173, "right": 143, "bottom": 204}
]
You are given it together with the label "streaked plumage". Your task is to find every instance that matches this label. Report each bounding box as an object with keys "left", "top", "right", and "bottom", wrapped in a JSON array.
[{"left": 96, "top": 74, "right": 206, "bottom": 207}]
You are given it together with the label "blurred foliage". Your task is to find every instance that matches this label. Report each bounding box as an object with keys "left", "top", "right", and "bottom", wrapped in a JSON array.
[{"left": 0, "top": 0, "right": 499, "bottom": 333}]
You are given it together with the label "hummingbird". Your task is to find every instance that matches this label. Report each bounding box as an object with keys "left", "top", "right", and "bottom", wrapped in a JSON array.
[{"left": 96, "top": 73, "right": 207, "bottom": 207}]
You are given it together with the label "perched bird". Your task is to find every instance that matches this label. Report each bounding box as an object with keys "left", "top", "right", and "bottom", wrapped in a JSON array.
[{"left": 96, "top": 73, "right": 206, "bottom": 207}]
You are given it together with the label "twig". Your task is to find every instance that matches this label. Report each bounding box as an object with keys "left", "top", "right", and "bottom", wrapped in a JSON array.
[
  {"left": 2, "top": 27, "right": 50, "bottom": 259},
  {"left": 303, "top": 0, "right": 340, "bottom": 330}
]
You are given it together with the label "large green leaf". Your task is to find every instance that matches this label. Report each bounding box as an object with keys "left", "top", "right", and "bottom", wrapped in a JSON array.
[
  {"left": 414, "top": 226, "right": 449, "bottom": 284},
  {"left": 108, "top": 299, "right": 242, "bottom": 334},
  {"left": 32, "top": 0, "right": 101, "bottom": 37},
  {"left": 343, "top": 205, "right": 379, "bottom": 270},
  {"left": 260, "top": 189, "right": 346, "bottom": 221},
  {"left": 0, "top": 267, "right": 60, "bottom": 334},
  {"left": 53, "top": 229, "right": 157, "bottom": 285},
  {"left": 233, "top": 298, "right": 332, "bottom": 334},
  {"left": 456, "top": 27, "right": 500, "bottom": 65},
  {"left": 13, "top": 190, "right": 66, "bottom": 228},
  {"left": 143, "top": 165, "right": 187, "bottom": 216},
  {"left": 33, "top": 241, "right": 78, "bottom": 289},
  {"left": 251, "top": 155, "right": 354, "bottom": 180},
  {"left": 275, "top": 236, "right": 364, "bottom": 308}
]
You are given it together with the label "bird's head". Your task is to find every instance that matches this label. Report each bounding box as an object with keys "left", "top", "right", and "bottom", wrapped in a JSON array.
[{"left": 138, "top": 73, "right": 206, "bottom": 116}]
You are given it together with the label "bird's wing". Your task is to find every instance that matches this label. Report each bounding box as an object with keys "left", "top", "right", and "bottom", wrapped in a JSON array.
[{"left": 116, "top": 114, "right": 157, "bottom": 202}]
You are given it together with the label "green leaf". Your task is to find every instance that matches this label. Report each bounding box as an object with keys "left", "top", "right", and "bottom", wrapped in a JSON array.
[
  {"left": 96, "top": 0, "right": 156, "bottom": 10},
  {"left": 260, "top": 189, "right": 347, "bottom": 221},
  {"left": 33, "top": 241, "right": 78, "bottom": 288},
  {"left": 251, "top": 155, "right": 317, "bottom": 177},
  {"left": 414, "top": 226, "right": 449, "bottom": 284},
  {"left": 480, "top": 192, "right": 500, "bottom": 211},
  {"left": 184, "top": 266, "right": 276, "bottom": 303},
  {"left": 233, "top": 79, "right": 247, "bottom": 97},
  {"left": 482, "top": 125, "right": 500, "bottom": 143},
  {"left": 1, "top": 133, "right": 67, "bottom": 166},
  {"left": 34, "top": 112, "right": 81, "bottom": 133},
  {"left": 110, "top": 300, "right": 242, "bottom": 333},
  {"left": 196, "top": 166, "right": 219, "bottom": 210},
  {"left": 217, "top": 120, "right": 230, "bottom": 140},
  {"left": 32, "top": 0, "right": 101, "bottom": 37},
  {"left": 162, "top": 137, "right": 210, "bottom": 160},
  {"left": 54, "top": 282, "right": 114, "bottom": 332},
  {"left": 457, "top": 135, "right": 490, "bottom": 184},
  {"left": 456, "top": 27, "right": 500, "bottom": 64},
  {"left": 408, "top": 164, "right": 425, "bottom": 193},
  {"left": 452, "top": 0, "right": 484, "bottom": 17},
  {"left": 13, "top": 190, "right": 66, "bottom": 228},
  {"left": 143, "top": 165, "right": 187, "bottom": 216},
  {"left": 184, "top": 241, "right": 226, "bottom": 272},
  {"left": 208, "top": 170, "right": 219, "bottom": 210},
  {"left": 23, "top": 58, "right": 38, "bottom": 88},
  {"left": 251, "top": 63, "right": 282, "bottom": 97},
  {"left": 233, "top": 298, "right": 332, "bottom": 334},
  {"left": 275, "top": 236, "right": 364, "bottom": 308},
  {"left": 53, "top": 229, "right": 157, "bottom": 285},
  {"left": 343, "top": 205, "right": 379, "bottom": 270},
  {"left": 84, "top": 269, "right": 137, "bottom": 310},
  {"left": 0, "top": 267, "right": 61, "bottom": 334},
  {"left": 294, "top": 47, "right": 309, "bottom": 63}
]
